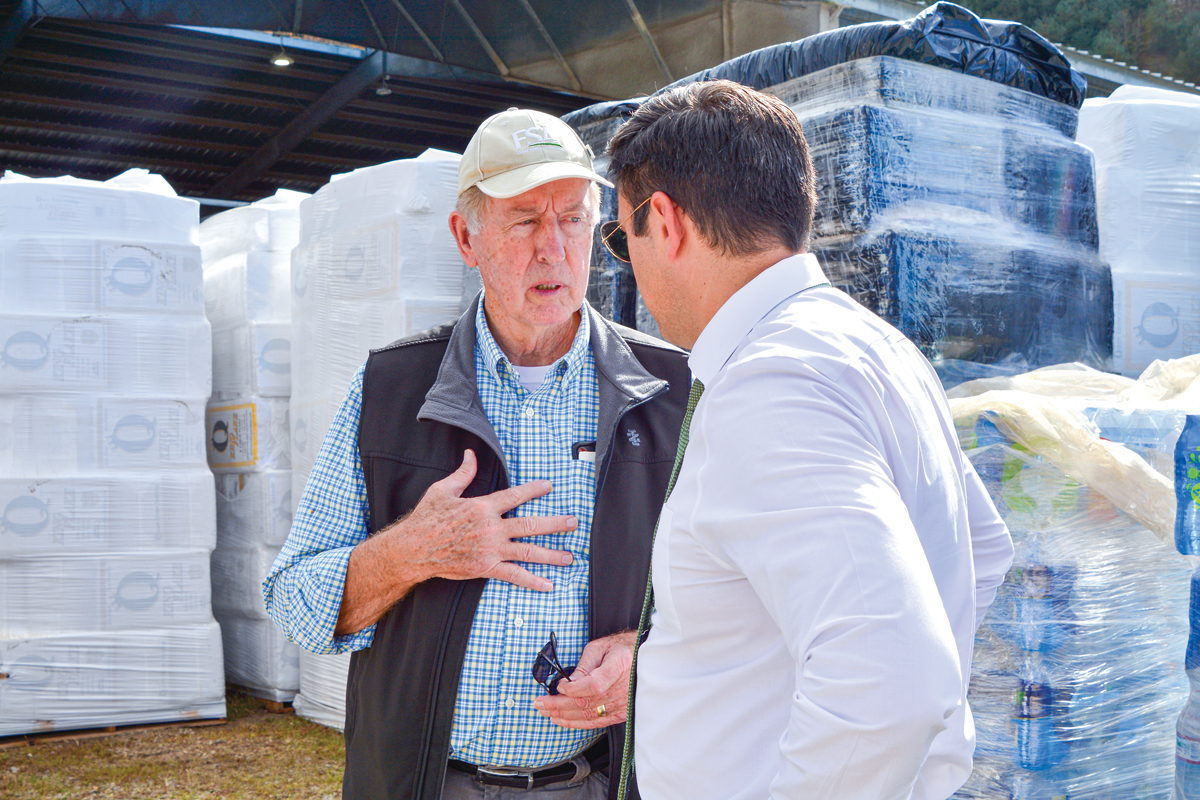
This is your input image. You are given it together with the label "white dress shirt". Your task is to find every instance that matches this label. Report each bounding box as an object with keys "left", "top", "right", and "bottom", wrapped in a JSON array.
[{"left": 634, "top": 254, "right": 1013, "bottom": 800}]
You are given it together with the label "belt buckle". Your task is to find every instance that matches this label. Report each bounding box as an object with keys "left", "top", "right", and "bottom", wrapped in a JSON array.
[{"left": 476, "top": 766, "right": 535, "bottom": 790}]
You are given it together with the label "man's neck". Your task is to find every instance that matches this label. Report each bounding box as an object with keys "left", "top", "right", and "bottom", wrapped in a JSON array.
[
  {"left": 484, "top": 308, "right": 582, "bottom": 367},
  {"left": 676, "top": 245, "right": 799, "bottom": 349}
]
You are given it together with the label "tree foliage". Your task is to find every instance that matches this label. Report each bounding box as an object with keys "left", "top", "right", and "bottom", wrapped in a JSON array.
[{"left": 962, "top": 0, "right": 1200, "bottom": 84}]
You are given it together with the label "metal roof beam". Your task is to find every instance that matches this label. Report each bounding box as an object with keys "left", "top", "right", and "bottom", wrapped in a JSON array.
[
  {"left": 622, "top": 0, "right": 672, "bottom": 82},
  {"left": 208, "top": 48, "right": 387, "bottom": 197},
  {"left": 447, "top": 0, "right": 509, "bottom": 76},
  {"left": 357, "top": 0, "right": 390, "bottom": 50},
  {"left": 0, "top": 0, "right": 36, "bottom": 68},
  {"left": 388, "top": 0, "right": 443, "bottom": 62},
  {"left": 514, "top": 0, "right": 581, "bottom": 92}
]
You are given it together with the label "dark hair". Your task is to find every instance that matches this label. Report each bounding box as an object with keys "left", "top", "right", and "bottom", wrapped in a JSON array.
[{"left": 606, "top": 80, "right": 817, "bottom": 256}]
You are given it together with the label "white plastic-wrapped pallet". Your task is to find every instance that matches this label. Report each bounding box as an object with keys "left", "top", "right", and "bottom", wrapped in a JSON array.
[
  {"left": 0, "top": 169, "right": 225, "bottom": 736},
  {"left": 202, "top": 189, "right": 306, "bottom": 704},
  {"left": 287, "top": 149, "right": 466, "bottom": 728},
  {"left": 1077, "top": 86, "right": 1200, "bottom": 377}
]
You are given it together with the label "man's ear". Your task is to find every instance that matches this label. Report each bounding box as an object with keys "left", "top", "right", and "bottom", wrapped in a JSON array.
[
  {"left": 649, "top": 191, "right": 687, "bottom": 261},
  {"left": 448, "top": 212, "right": 479, "bottom": 268}
]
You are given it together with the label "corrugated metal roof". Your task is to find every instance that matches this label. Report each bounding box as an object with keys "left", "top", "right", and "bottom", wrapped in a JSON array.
[{"left": 0, "top": 11, "right": 594, "bottom": 212}]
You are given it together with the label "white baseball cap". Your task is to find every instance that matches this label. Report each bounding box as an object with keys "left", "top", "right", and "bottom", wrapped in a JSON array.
[{"left": 458, "top": 107, "right": 614, "bottom": 199}]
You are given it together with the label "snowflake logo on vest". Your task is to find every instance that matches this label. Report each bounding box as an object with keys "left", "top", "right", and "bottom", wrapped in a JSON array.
[{"left": 626, "top": 428, "right": 641, "bottom": 447}]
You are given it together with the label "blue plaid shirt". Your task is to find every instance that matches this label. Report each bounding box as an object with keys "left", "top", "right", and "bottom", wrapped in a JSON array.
[{"left": 264, "top": 299, "right": 601, "bottom": 767}]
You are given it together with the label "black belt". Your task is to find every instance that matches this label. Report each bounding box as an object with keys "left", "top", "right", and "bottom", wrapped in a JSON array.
[{"left": 448, "top": 738, "right": 609, "bottom": 790}]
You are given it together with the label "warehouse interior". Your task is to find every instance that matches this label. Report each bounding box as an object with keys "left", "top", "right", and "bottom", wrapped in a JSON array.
[{"left": 3, "top": 0, "right": 1190, "bottom": 212}]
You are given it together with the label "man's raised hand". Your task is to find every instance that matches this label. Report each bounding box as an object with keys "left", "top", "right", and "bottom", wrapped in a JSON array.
[
  {"left": 402, "top": 448, "right": 577, "bottom": 591},
  {"left": 336, "top": 449, "right": 577, "bottom": 636}
]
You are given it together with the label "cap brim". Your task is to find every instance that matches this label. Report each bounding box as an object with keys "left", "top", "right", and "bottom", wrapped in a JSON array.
[{"left": 475, "top": 161, "right": 614, "bottom": 199}]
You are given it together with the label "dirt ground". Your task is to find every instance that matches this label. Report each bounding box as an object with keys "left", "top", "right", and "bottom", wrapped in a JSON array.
[{"left": 0, "top": 690, "right": 345, "bottom": 800}]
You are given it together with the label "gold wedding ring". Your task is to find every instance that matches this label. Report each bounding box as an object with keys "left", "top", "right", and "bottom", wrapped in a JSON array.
[{"left": 595, "top": 704, "right": 607, "bottom": 717}]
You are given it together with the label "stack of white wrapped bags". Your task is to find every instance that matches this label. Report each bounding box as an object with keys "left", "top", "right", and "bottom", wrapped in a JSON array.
[
  {"left": 0, "top": 169, "right": 225, "bottom": 735},
  {"left": 1077, "top": 86, "right": 1200, "bottom": 376},
  {"left": 288, "top": 149, "right": 467, "bottom": 729},
  {"left": 202, "top": 189, "right": 307, "bottom": 704}
]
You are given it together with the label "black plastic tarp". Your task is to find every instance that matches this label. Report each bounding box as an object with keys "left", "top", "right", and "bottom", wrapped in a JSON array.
[{"left": 659, "top": 2, "right": 1086, "bottom": 108}]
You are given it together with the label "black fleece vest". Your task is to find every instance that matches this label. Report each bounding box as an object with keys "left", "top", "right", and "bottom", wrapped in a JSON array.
[{"left": 344, "top": 317, "right": 690, "bottom": 800}]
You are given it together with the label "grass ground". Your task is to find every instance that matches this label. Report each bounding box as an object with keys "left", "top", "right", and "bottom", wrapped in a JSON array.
[{"left": 0, "top": 690, "right": 345, "bottom": 799}]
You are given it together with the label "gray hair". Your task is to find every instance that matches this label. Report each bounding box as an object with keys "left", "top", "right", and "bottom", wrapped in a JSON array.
[{"left": 456, "top": 182, "right": 602, "bottom": 235}]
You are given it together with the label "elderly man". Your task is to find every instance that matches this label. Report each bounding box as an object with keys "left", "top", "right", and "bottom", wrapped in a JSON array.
[
  {"left": 264, "top": 108, "right": 690, "bottom": 800},
  {"left": 602, "top": 82, "right": 1014, "bottom": 800}
]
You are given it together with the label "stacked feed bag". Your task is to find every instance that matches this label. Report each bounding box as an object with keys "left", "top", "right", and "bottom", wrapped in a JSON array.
[
  {"left": 947, "top": 359, "right": 1200, "bottom": 799},
  {"left": 287, "top": 149, "right": 466, "bottom": 728},
  {"left": 202, "top": 189, "right": 307, "bottom": 703},
  {"left": 1077, "top": 86, "right": 1200, "bottom": 377},
  {"left": 0, "top": 169, "right": 225, "bottom": 735},
  {"left": 565, "top": 3, "right": 1111, "bottom": 378}
]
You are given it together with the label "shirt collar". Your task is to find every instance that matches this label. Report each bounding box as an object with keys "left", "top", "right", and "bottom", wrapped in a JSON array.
[
  {"left": 474, "top": 292, "right": 592, "bottom": 393},
  {"left": 687, "top": 253, "right": 828, "bottom": 384}
]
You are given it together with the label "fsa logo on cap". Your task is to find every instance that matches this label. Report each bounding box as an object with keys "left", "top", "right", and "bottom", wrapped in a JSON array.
[{"left": 512, "top": 126, "right": 563, "bottom": 153}]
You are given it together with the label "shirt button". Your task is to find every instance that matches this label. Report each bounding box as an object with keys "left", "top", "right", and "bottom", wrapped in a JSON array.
[
  {"left": 506, "top": 698, "right": 516, "bottom": 709},
  {"left": 524, "top": 407, "right": 535, "bottom": 418},
  {"left": 512, "top": 616, "right": 524, "bottom": 627}
]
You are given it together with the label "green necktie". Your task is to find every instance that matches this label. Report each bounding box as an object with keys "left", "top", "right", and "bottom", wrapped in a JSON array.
[{"left": 616, "top": 377, "right": 704, "bottom": 800}]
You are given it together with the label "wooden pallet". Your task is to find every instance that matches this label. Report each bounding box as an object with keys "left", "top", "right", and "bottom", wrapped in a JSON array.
[
  {"left": 0, "top": 715, "right": 227, "bottom": 749},
  {"left": 226, "top": 683, "right": 295, "bottom": 715}
]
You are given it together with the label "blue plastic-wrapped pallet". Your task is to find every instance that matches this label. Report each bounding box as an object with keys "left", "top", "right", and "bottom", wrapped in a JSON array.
[
  {"left": 565, "top": 2, "right": 1111, "bottom": 376},
  {"left": 811, "top": 219, "right": 1111, "bottom": 369},
  {"left": 782, "top": 97, "right": 1098, "bottom": 247}
]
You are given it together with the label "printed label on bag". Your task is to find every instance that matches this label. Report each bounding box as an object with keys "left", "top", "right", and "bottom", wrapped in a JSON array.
[{"left": 206, "top": 403, "right": 259, "bottom": 469}]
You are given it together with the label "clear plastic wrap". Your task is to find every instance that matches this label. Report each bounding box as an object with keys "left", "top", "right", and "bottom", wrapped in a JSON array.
[
  {"left": 797, "top": 102, "right": 1096, "bottom": 246},
  {"left": 217, "top": 615, "right": 299, "bottom": 704},
  {"left": 764, "top": 56, "right": 1080, "bottom": 138},
  {"left": 1076, "top": 86, "right": 1200, "bottom": 377},
  {"left": 287, "top": 149, "right": 466, "bottom": 721},
  {"left": 202, "top": 190, "right": 306, "bottom": 704},
  {"left": 0, "top": 472, "right": 216, "bottom": 555},
  {"left": 951, "top": 406, "right": 1190, "bottom": 799},
  {"left": 565, "top": 53, "right": 1107, "bottom": 365},
  {"left": 0, "top": 169, "right": 199, "bottom": 244},
  {"left": 204, "top": 250, "right": 293, "bottom": 331},
  {"left": 293, "top": 649, "right": 350, "bottom": 731},
  {"left": 0, "top": 169, "right": 224, "bottom": 734},
  {"left": 0, "top": 236, "right": 203, "bottom": 315},
  {"left": 210, "top": 543, "right": 280, "bottom": 621},
  {"left": 214, "top": 471, "right": 293, "bottom": 550},
  {"left": 0, "top": 394, "right": 209, "bottom": 476},
  {"left": 0, "top": 313, "right": 212, "bottom": 396},
  {"left": 0, "top": 622, "right": 226, "bottom": 736},
  {"left": 0, "top": 549, "right": 215, "bottom": 637},
  {"left": 1110, "top": 270, "right": 1200, "bottom": 378},
  {"left": 947, "top": 356, "right": 1200, "bottom": 797},
  {"left": 205, "top": 397, "right": 291, "bottom": 474},
  {"left": 210, "top": 321, "right": 292, "bottom": 399},
  {"left": 199, "top": 189, "right": 305, "bottom": 267},
  {"left": 810, "top": 217, "right": 1111, "bottom": 372}
]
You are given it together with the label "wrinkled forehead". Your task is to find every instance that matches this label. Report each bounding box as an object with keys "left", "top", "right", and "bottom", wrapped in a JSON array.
[{"left": 486, "top": 177, "right": 598, "bottom": 220}]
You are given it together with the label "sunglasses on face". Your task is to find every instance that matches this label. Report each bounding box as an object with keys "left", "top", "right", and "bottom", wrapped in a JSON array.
[
  {"left": 532, "top": 631, "right": 575, "bottom": 695},
  {"left": 599, "top": 196, "right": 652, "bottom": 263}
]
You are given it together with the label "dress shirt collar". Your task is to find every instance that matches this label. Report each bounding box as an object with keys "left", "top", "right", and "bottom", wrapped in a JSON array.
[
  {"left": 687, "top": 253, "right": 828, "bottom": 384},
  {"left": 474, "top": 291, "right": 592, "bottom": 396}
]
